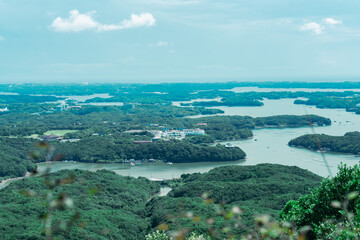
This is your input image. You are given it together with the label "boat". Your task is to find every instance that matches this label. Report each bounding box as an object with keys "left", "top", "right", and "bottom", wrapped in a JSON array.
[
  {"left": 130, "top": 162, "right": 135, "bottom": 166},
  {"left": 167, "top": 162, "right": 173, "bottom": 165}
]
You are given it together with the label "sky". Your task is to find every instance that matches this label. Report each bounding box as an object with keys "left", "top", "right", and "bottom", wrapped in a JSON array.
[{"left": 1, "top": 0, "right": 360, "bottom": 83}]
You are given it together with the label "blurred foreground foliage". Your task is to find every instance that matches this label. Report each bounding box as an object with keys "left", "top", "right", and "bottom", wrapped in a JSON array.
[
  {"left": 146, "top": 164, "right": 322, "bottom": 239},
  {"left": 147, "top": 164, "right": 360, "bottom": 239},
  {"left": 0, "top": 168, "right": 160, "bottom": 239},
  {"left": 2, "top": 159, "right": 359, "bottom": 239},
  {"left": 281, "top": 163, "right": 360, "bottom": 239}
]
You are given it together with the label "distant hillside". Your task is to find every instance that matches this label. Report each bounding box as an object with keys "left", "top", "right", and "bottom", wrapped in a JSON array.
[{"left": 147, "top": 164, "right": 322, "bottom": 237}]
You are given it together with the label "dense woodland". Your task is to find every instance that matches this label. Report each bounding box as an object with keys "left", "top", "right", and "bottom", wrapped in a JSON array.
[
  {"left": 1, "top": 163, "right": 359, "bottom": 239},
  {"left": 0, "top": 138, "right": 37, "bottom": 181},
  {"left": 0, "top": 164, "right": 322, "bottom": 239},
  {"left": 294, "top": 96, "right": 360, "bottom": 110},
  {"left": 53, "top": 138, "right": 246, "bottom": 163},
  {"left": 281, "top": 164, "right": 360, "bottom": 239},
  {"left": 147, "top": 164, "right": 322, "bottom": 237},
  {"left": 289, "top": 131, "right": 360, "bottom": 154},
  {"left": 0, "top": 169, "right": 160, "bottom": 239}
]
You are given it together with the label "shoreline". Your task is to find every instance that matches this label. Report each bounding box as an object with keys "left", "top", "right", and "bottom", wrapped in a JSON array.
[
  {"left": 0, "top": 172, "right": 31, "bottom": 189},
  {"left": 288, "top": 145, "right": 358, "bottom": 157},
  {"left": 1, "top": 159, "right": 247, "bottom": 190},
  {"left": 36, "top": 158, "right": 246, "bottom": 165}
]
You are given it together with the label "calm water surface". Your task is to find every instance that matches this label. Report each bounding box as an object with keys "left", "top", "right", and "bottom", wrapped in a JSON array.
[{"left": 209, "top": 99, "right": 360, "bottom": 177}]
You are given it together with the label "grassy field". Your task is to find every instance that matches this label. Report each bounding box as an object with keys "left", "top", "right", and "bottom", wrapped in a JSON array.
[
  {"left": 26, "top": 134, "right": 39, "bottom": 139},
  {"left": 3, "top": 130, "right": 78, "bottom": 139},
  {"left": 43, "top": 130, "right": 78, "bottom": 136}
]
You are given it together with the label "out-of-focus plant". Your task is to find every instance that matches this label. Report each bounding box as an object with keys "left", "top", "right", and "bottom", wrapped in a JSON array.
[
  {"left": 281, "top": 164, "right": 360, "bottom": 239},
  {"left": 146, "top": 230, "right": 211, "bottom": 240},
  {"left": 153, "top": 194, "right": 308, "bottom": 240},
  {"left": 152, "top": 164, "right": 360, "bottom": 240},
  {"left": 21, "top": 141, "right": 80, "bottom": 240},
  {"left": 146, "top": 230, "right": 172, "bottom": 240}
]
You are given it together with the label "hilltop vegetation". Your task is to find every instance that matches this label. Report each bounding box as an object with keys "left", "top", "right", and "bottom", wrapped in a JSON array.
[
  {"left": 289, "top": 131, "right": 360, "bottom": 155},
  {"left": 0, "top": 169, "right": 160, "bottom": 240},
  {"left": 0, "top": 138, "right": 37, "bottom": 180},
  {"left": 294, "top": 96, "right": 360, "bottom": 110},
  {"left": 53, "top": 138, "right": 246, "bottom": 163},
  {"left": 147, "top": 164, "right": 322, "bottom": 237},
  {"left": 1, "top": 162, "right": 359, "bottom": 239},
  {"left": 194, "top": 115, "right": 330, "bottom": 141},
  {"left": 281, "top": 164, "right": 360, "bottom": 239}
]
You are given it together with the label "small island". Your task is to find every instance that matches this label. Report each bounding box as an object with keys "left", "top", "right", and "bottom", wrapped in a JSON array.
[{"left": 288, "top": 131, "right": 360, "bottom": 155}]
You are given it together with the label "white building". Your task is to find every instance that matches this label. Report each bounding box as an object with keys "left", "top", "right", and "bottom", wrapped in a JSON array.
[
  {"left": 184, "top": 128, "right": 205, "bottom": 135},
  {"left": 150, "top": 128, "right": 205, "bottom": 140},
  {"left": 56, "top": 101, "right": 69, "bottom": 112}
]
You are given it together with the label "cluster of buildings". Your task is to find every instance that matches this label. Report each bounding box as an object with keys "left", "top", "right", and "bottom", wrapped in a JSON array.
[
  {"left": 40, "top": 134, "right": 80, "bottom": 143},
  {"left": 150, "top": 128, "right": 205, "bottom": 141},
  {"left": 56, "top": 98, "right": 81, "bottom": 112}
]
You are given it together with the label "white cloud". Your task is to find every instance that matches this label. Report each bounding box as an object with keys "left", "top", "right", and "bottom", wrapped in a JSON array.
[
  {"left": 300, "top": 18, "right": 342, "bottom": 35},
  {"left": 300, "top": 22, "right": 324, "bottom": 35},
  {"left": 149, "top": 41, "right": 171, "bottom": 47},
  {"left": 151, "top": 41, "right": 168, "bottom": 47},
  {"left": 157, "top": 41, "right": 168, "bottom": 46},
  {"left": 0, "top": 36, "right": 4, "bottom": 41},
  {"left": 138, "top": 0, "right": 202, "bottom": 5},
  {"left": 323, "top": 18, "right": 342, "bottom": 25},
  {"left": 50, "top": 10, "right": 155, "bottom": 32}
]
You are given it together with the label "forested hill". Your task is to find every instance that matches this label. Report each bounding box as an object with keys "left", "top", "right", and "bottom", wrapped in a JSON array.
[
  {"left": 289, "top": 131, "right": 360, "bottom": 154},
  {"left": 3, "top": 163, "right": 359, "bottom": 239},
  {"left": 0, "top": 164, "right": 322, "bottom": 239},
  {"left": 0, "top": 169, "right": 160, "bottom": 240},
  {"left": 147, "top": 164, "right": 322, "bottom": 237},
  {"left": 0, "top": 138, "right": 37, "bottom": 181},
  {"left": 281, "top": 164, "right": 360, "bottom": 239},
  {"left": 54, "top": 139, "right": 246, "bottom": 163}
]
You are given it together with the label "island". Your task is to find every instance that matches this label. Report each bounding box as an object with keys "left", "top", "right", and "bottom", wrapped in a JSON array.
[{"left": 288, "top": 131, "right": 360, "bottom": 155}]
